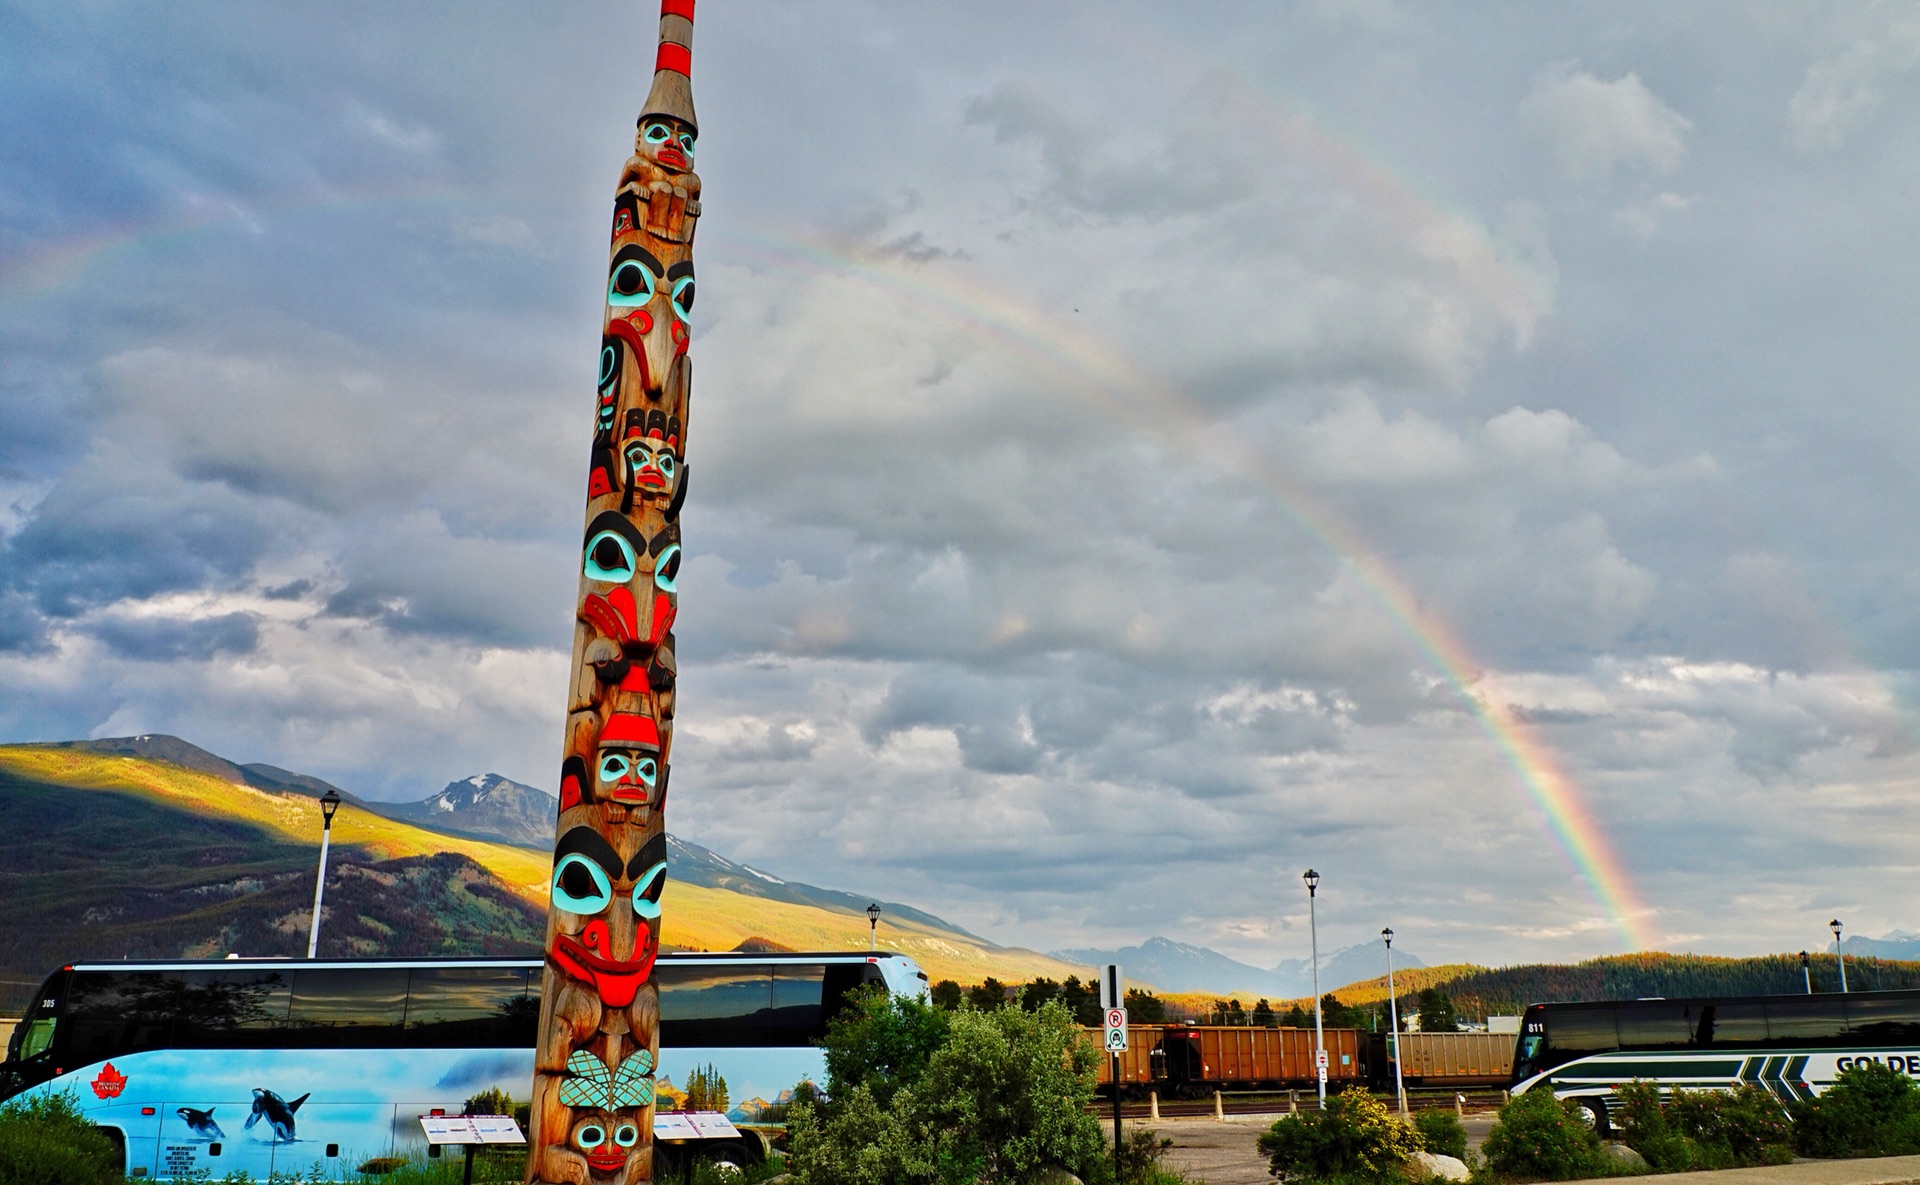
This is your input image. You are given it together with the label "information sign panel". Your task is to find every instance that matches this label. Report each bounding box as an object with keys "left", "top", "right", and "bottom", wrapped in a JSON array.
[{"left": 418, "top": 1116, "right": 526, "bottom": 1145}]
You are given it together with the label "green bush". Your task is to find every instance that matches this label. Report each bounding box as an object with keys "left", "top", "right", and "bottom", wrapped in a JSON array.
[
  {"left": 1480, "top": 1088, "right": 1610, "bottom": 1181},
  {"left": 1614, "top": 1081, "right": 1791, "bottom": 1172},
  {"left": 1791, "top": 1060, "right": 1920, "bottom": 1157},
  {"left": 788, "top": 997, "right": 1111, "bottom": 1185},
  {"left": 1117, "top": 1128, "right": 1198, "bottom": 1185},
  {"left": 1413, "top": 1111, "right": 1468, "bottom": 1161},
  {"left": 1256, "top": 1086, "right": 1420, "bottom": 1184},
  {"left": 0, "top": 1089, "right": 122, "bottom": 1185}
]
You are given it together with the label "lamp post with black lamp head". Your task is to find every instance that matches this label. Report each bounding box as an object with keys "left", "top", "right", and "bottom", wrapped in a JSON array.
[
  {"left": 1831, "top": 920, "right": 1849, "bottom": 992},
  {"left": 306, "top": 790, "right": 342, "bottom": 959},
  {"left": 1303, "top": 869, "right": 1324, "bottom": 1108},
  {"left": 867, "top": 903, "right": 882, "bottom": 952}
]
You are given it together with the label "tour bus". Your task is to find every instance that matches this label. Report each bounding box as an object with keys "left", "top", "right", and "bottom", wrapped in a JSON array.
[
  {"left": 1508, "top": 988, "right": 1920, "bottom": 1133},
  {"left": 0, "top": 952, "right": 928, "bottom": 1180}
]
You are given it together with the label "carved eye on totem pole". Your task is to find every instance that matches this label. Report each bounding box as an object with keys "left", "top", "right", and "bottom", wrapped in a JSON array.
[
  {"left": 549, "top": 829, "right": 668, "bottom": 1009},
  {"left": 637, "top": 117, "right": 696, "bottom": 173},
  {"left": 604, "top": 245, "right": 693, "bottom": 399},
  {"left": 579, "top": 511, "right": 680, "bottom": 663},
  {"left": 569, "top": 1114, "right": 642, "bottom": 1175}
]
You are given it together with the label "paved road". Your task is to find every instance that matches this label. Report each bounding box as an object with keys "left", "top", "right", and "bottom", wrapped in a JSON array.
[{"left": 1131, "top": 1115, "right": 1920, "bottom": 1185}]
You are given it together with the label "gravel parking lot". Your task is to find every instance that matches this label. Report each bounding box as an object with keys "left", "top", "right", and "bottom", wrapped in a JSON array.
[{"left": 1130, "top": 1110, "right": 1500, "bottom": 1185}]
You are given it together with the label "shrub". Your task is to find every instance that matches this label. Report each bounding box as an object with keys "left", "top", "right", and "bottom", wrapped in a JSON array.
[
  {"left": 1480, "top": 1088, "right": 1610, "bottom": 1181},
  {"left": 1118, "top": 1127, "right": 1198, "bottom": 1185},
  {"left": 0, "top": 1089, "right": 123, "bottom": 1185},
  {"left": 1413, "top": 1111, "right": 1468, "bottom": 1161},
  {"left": 1615, "top": 1081, "right": 1791, "bottom": 1172},
  {"left": 1256, "top": 1086, "right": 1420, "bottom": 1183},
  {"left": 1791, "top": 1060, "right": 1920, "bottom": 1157},
  {"left": 788, "top": 997, "right": 1111, "bottom": 1185}
]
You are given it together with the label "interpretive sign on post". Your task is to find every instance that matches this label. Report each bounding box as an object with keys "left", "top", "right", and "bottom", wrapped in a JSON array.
[{"left": 417, "top": 1115, "right": 525, "bottom": 1145}]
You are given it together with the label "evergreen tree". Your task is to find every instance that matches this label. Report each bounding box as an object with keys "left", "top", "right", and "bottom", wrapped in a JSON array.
[
  {"left": 1020, "top": 977, "right": 1060, "bottom": 1011},
  {"left": 929, "top": 979, "right": 963, "bottom": 1010},
  {"left": 1252, "top": 998, "right": 1276, "bottom": 1027},
  {"left": 1417, "top": 987, "right": 1461, "bottom": 1033},
  {"left": 967, "top": 977, "right": 1008, "bottom": 1010},
  {"left": 1126, "top": 987, "right": 1167, "bottom": 1023}
]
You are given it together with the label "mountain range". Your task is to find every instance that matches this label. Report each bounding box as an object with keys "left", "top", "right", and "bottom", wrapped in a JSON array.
[
  {"left": 0, "top": 737, "right": 1088, "bottom": 1010},
  {"left": 1051, "top": 935, "right": 1426, "bottom": 1001}
]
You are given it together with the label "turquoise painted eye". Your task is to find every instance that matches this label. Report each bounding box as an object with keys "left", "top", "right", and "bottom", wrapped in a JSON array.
[
  {"left": 598, "top": 754, "right": 632, "bottom": 783},
  {"left": 633, "top": 860, "right": 667, "bottom": 921},
  {"left": 632, "top": 758, "right": 658, "bottom": 788},
  {"left": 614, "top": 1123, "right": 640, "bottom": 1148},
  {"left": 653, "top": 543, "right": 680, "bottom": 593},
  {"left": 553, "top": 854, "right": 613, "bottom": 914},
  {"left": 584, "top": 531, "right": 638, "bottom": 583},
  {"left": 643, "top": 122, "right": 671, "bottom": 144},
  {"left": 676, "top": 133, "right": 695, "bottom": 157},
  {"left": 655, "top": 454, "right": 675, "bottom": 479},
  {"left": 670, "top": 275, "right": 695, "bottom": 320},
  {"left": 609, "top": 260, "right": 655, "bottom": 308},
  {"left": 573, "top": 1120, "right": 607, "bottom": 1150}
]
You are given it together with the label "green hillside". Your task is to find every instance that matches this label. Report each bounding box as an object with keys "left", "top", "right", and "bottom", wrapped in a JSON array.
[
  {"left": 1329, "top": 952, "right": 1920, "bottom": 1017},
  {"left": 0, "top": 745, "right": 1092, "bottom": 1007}
]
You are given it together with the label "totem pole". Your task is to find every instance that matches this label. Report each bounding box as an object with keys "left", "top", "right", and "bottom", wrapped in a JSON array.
[{"left": 528, "top": 3, "right": 699, "bottom": 1182}]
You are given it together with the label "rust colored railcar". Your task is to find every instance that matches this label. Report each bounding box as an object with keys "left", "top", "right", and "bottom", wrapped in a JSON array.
[
  {"left": 1089, "top": 1025, "right": 1369, "bottom": 1098},
  {"left": 1390, "top": 1031, "right": 1515, "bottom": 1087}
]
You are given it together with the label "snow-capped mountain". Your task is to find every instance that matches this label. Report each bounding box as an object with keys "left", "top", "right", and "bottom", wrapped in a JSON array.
[{"left": 377, "top": 773, "right": 558, "bottom": 849}]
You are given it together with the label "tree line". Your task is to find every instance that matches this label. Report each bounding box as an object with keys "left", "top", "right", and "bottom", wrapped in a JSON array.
[{"left": 926, "top": 975, "right": 1468, "bottom": 1031}]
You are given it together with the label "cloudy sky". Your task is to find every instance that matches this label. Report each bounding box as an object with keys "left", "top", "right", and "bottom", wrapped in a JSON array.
[{"left": 6, "top": 1, "right": 1920, "bottom": 970}]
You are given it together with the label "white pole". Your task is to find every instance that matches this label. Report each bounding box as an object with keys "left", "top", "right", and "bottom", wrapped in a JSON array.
[
  {"left": 306, "top": 820, "right": 332, "bottom": 959},
  {"left": 1385, "top": 930, "right": 1406, "bottom": 1117},
  {"left": 1310, "top": 885, "right": 1324, "bottom": 1108},
  {"left": 1835, "top": 925, "right": 1849, "bottom": 993}
]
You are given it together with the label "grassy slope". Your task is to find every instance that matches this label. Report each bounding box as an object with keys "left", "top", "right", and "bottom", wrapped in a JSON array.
[{"left": 0, "top": 746, "right": 1085, "bottom": 987}]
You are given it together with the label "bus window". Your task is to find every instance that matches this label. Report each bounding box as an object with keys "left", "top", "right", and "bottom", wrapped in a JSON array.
[
  {"left": 1513, "top": 1034, "right": 1544, "bottom": 1079},
  {"left": 285, "top": 968, "right": 408, "bottom": 1046},
  {"left": 1845, "top": 994, "right": 1920, "bottom": 1044},
  {"left": 172, "top": 970, "right": 293, "bottom": 1046},
  {"left": 658, "top": 964, "right": 773, "bottom": 1047},
  {"left": 1616, "top": 1005, "right": 1693, "bottom": 1049},
  {"left": 1689, "top": 1002, "right": 1767, "bottom": 1047},
  {"left": 1765, "top": 997, "right": 1848, "bottom": 1046},
  {"left": 63, "top": 973, "right": 182, "bottom": 1063},
  {"left": 768, "top": 964, "right": 827, "bottom": 1043},
  {"left": 1547, "top": 1005, "right": 1619, "bottom": 1054},
  {"left": 404, "top": 967, "right": 536, "bottom": 1047}
]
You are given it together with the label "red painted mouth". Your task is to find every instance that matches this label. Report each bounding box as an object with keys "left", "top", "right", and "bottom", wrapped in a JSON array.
[
  {"left": 638, "top": 470, "right": 666, "bottom": 488},
  {"left": 655, "top": 146, "right": 687, "bottom": 169},
  {"left": 610, "top": 782, "right": 651, "bottom": 804},
  {"left": 552, "top": 928, "right": 658, "bottom": 1007},
  {"left": 588, "top": 1151, "right": 627, "bottom": 1172}
]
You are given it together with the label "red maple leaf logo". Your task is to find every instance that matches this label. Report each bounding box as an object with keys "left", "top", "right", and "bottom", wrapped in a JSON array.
[{"left": 91, "top": 1063, "right": 127, "bottom": 1099}]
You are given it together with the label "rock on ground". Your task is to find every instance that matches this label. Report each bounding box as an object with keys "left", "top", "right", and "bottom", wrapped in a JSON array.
[
  {"left": 1602, "top": 1143, "right": 1651, "bottom": 1171},
  {"left": 1413, "top": 1151, "right": 1471, "bottom": 1181}
]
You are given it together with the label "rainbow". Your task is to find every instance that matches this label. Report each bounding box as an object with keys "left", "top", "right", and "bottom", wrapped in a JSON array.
[
  {"left": 709, "top": 224, "right": 1656, "bottom": 951},
  {"left": 0, "top": 119, "right": 1656, "bottom": 949}
]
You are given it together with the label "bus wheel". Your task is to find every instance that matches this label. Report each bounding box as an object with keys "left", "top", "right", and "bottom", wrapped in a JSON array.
[{"left": 1575, "top": 1098, "right": 1610, "bottom": 1137}]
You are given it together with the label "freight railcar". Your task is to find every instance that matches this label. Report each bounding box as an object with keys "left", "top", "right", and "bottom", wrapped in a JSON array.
[
  {"left": 1088, "top": 1025, "right": 1369, "bottom": 1098},
  {"left": 1390, "top": 1031, "right": 1514, "bottom": 1087}
]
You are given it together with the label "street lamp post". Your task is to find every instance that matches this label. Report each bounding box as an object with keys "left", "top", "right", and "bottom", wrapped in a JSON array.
[
  {"left": 1384, "top": 927, "right": 1407, "bottom": 1117},
  {"left": 1831, "top": 920, "right": 1849, "bottom": 993},
  {"left": 867, "top": 903, "right": 881, "bottom": 952},
  {"left": 1303, "top": 869, "right": 1324, "bottom": 1108},
  {"left": 306, "top": 790, "right": 342, "bottom": 959},
  {"left": 1801, "top": 951, "right": 1813, "bottom": 994}
]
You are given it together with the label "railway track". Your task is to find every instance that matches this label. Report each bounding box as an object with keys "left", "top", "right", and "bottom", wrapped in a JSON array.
[{"left": 1101, "top": 1089, "right": 1510, "bottom": 1120}]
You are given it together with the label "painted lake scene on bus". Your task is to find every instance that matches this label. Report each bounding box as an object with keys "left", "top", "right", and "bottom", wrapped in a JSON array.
[{"left": 11, "top": 0, "right": 1920, "bottom": 1182}]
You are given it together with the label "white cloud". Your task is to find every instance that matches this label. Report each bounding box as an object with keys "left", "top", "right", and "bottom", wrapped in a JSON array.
[
  {"left": 1787, "top": 11, "right": 1920, "bottom": 152},
  {"left": 1520, "top": 66, "right": 1693, "bottom": 179}
]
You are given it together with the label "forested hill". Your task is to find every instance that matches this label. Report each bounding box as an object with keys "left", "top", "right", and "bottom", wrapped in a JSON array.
[{"left": 1360, "top": 953, "right": 1920, "bottom": 1017}]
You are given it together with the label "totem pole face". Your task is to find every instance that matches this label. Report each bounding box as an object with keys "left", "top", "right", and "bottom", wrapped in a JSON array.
[
  {"left": 536, "top": 4, "right": 699, "bottom": 1179},
  {"left": 637, "top": 117, "right": 696, "bottom": 173},
  {"left": 549, "top": 828, "right": 668, "bottom": 1009}
]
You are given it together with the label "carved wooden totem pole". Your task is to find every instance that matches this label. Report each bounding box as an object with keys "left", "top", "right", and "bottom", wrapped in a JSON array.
[{"left": 529, "top": 3, "right": 699, "bottom": 1182}]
